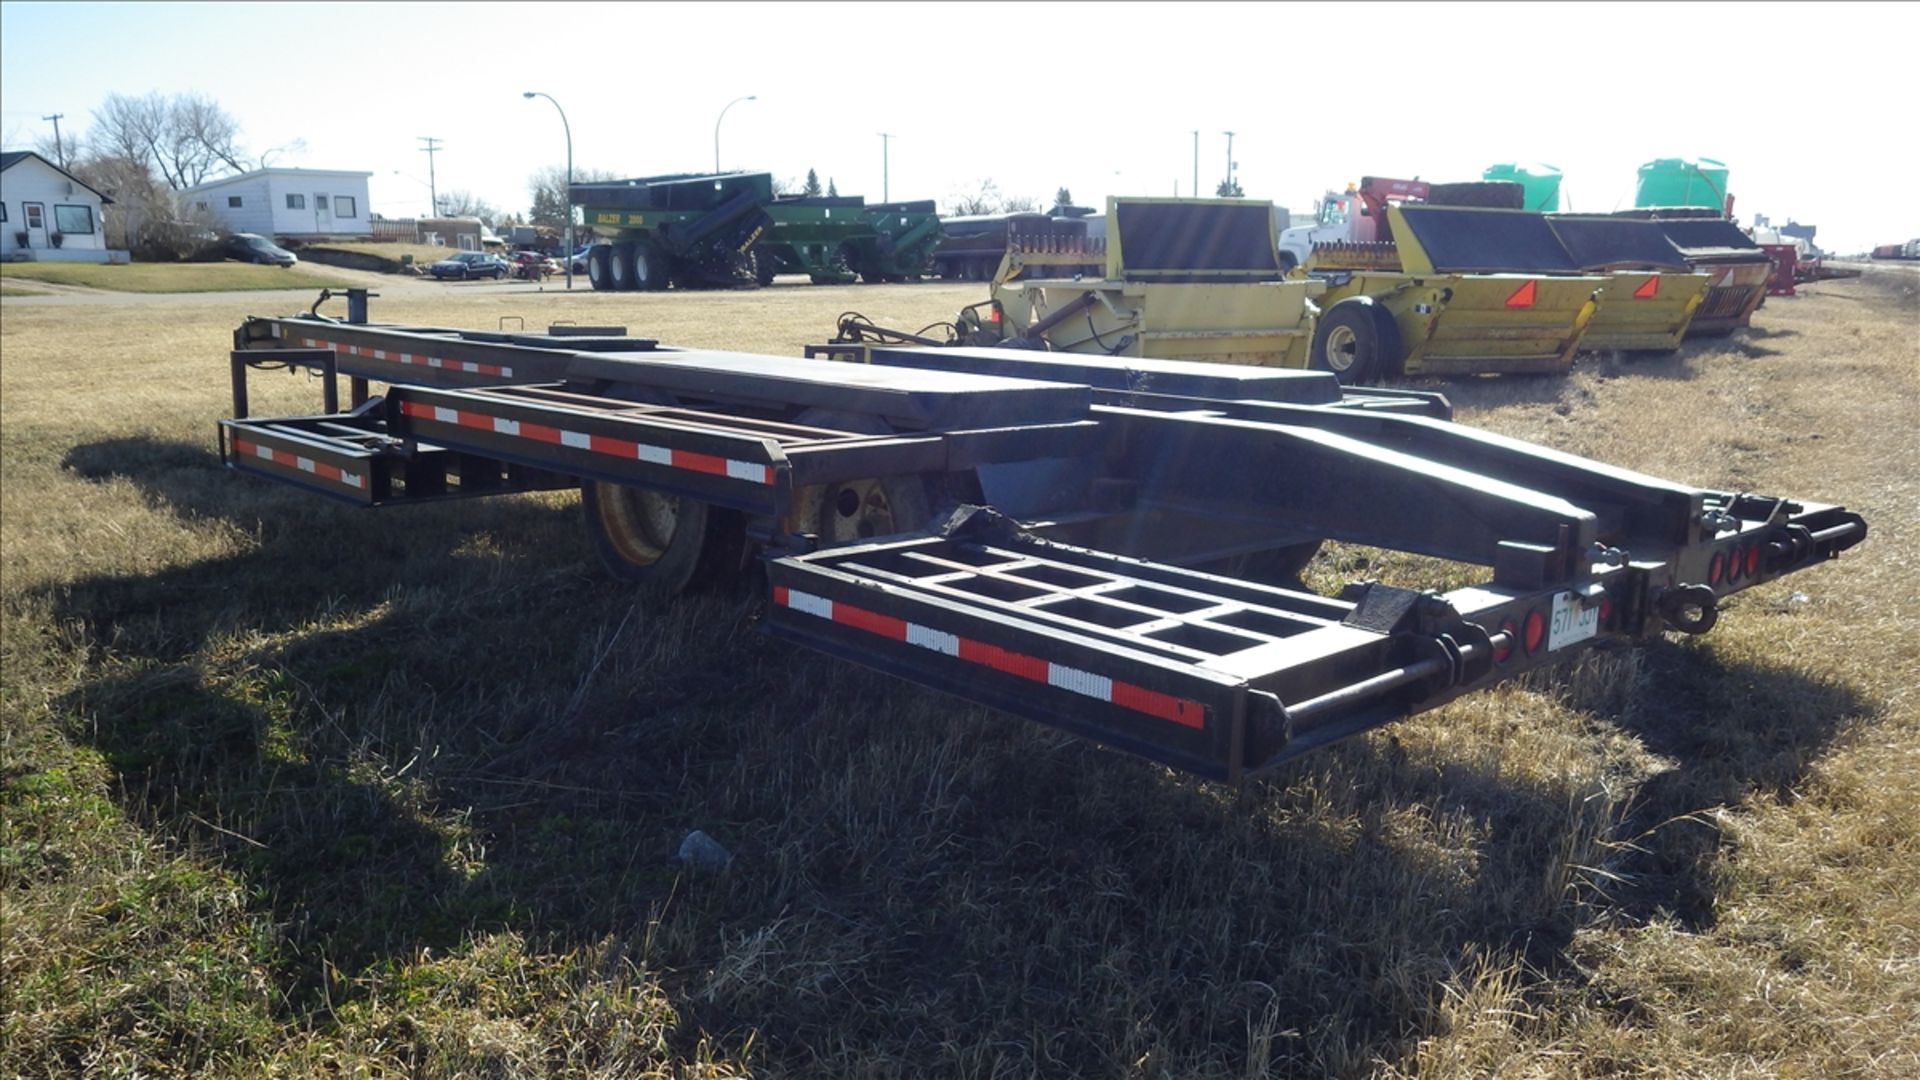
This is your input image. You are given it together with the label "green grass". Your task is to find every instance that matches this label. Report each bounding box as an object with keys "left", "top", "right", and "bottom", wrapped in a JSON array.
[
  {"left": 0, "top": 261, "right": 353, "bottom": 293},
  {"left": 1, "top": 276, "right": 1916, "bottom": 1077}
]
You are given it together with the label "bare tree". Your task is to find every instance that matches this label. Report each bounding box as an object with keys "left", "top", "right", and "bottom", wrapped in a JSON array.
[
  {"left": 435, "top": 189, "right": 499, "bottom": 224},
  {"left": 84, "top": 91, "right": 295, "bottom": 190},
  {"left": 527, "top": 165, "right": 619, "bottom": 228},
  {"left": 949, "top": 178, "right": 1002, "bottom": 216}
]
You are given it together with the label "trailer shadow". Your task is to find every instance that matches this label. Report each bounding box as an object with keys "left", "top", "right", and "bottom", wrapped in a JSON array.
[{"left": 39, "top": 435, "right": 1871, "bottom": 1074}]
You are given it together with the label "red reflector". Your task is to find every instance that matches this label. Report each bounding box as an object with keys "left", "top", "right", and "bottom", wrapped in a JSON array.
[
  {"left": 1746, "top": 545, "right": 1761, "bottom": 577},
  {"left": 1523, "top": 610, "right": 1546, "bottom": 654},
  {"left": 988, "top": 307, "right": 1002, "bottom": 323},
  {"left": 1709, "top": 553, "right": 1726, "bottom": 585},
  {"left": 1727, "top": 548, "right": 1743, "bottom": 583},
  {"left": 1599, "top": 597, "right": 1613, "bottom": 625},
  {"left": 1495, "top": 619, "right": 1517, "bottom": 663},
  {"left": 1505, "top": 280, "right": 1538, "bottom": 309},
  {"left": 1633, "top": 276, "right": 1659, "bottom": 299}
]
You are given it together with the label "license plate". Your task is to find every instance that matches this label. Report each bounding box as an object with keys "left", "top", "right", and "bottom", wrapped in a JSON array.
[{"left": 1548, "top": 591, "right": 1599, "bottom": 651}]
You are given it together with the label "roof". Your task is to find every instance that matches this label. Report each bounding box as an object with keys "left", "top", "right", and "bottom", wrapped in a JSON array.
[
  {"left": 183, "top": 167, "right": 375, "bottom": 193},
  {"left": 0, "top": 150, "right": 114, "bottom": 204}
]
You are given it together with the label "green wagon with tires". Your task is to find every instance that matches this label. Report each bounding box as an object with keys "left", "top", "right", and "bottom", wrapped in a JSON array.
[{"left": 573, "top": 171, "right": 775, "bottom": 291}]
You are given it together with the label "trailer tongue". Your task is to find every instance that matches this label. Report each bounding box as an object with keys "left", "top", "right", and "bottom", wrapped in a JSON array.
[{"left": 219, "top": 294, "right": 1867, "bottom": 783}]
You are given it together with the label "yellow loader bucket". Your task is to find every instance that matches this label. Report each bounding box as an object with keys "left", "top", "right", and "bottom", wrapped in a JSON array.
[
  {"left": 1581, "top": 272, "right": 1710, "bottom": 353},
  {"left": 1406, "top": 274, "right": 1601, "bottom": 374}
]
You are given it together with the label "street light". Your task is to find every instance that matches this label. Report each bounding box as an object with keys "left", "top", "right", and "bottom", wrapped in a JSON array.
[
  {"left": 715, "top": 95, "right": 756, "bottom": 174},
  {"left": 523, "top": 91, "right": 574, "bottom": 289}
]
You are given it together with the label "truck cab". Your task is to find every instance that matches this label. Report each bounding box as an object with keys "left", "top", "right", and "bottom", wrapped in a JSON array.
[{"left": 1276, "top": 178, "right": 1428, "bottom": 271}]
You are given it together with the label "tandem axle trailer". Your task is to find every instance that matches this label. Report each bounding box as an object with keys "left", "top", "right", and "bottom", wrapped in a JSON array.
[{"left": 218, "top": 291, "right": 1866, "bottom": 784}]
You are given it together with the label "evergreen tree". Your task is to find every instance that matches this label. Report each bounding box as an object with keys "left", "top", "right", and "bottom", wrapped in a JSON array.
[
  {"left": 1215, "top": 177, "right": 1244, "bottom": 197},
  {"left": 803, "top": 168, "right": 823, "bottom": 197},
  {"left": 827, "top": 178, "right": 838, "bottom": 197}
]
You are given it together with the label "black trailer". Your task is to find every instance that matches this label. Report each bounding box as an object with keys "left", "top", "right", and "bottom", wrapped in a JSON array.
[{"left": 219, "top": 291, "right": 1867, "bottom": 784}]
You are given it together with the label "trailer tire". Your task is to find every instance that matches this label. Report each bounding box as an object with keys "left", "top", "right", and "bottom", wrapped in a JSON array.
[
  {"left": 608, "top": 243, "right": 635, "bottom": 291},
  {"left": 753, "top": 248, "right": 779, "bottom": 287},
  {"left": 581, "top": 481, "right": 745, "bottom": 594},
  {"left": 629, "top": 243, "right": 670, "bottom": 292},
  {"left": 790, "top": 408, "right": 937, "bottom": 544},
  {"left": 587, "top": 246, "right": 613, "bottom": 291},
  {"left": 1310, "top": 300, "right": 1387, "bottom": 385}
]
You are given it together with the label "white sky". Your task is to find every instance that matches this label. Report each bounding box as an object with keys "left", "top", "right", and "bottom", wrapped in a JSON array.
[{"left": 4, "top": 1, "right": 1917, "bottom": 252}]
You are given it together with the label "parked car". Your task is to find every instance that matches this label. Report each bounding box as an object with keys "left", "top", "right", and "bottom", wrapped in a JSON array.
[
  {"left": 566, "top": 244, "right": 594, "bottom": 275},
  {"left": 429, "top": 252, "right": 510, "bottom": 281},
  {"left": 509, "top": 250, "right": 563, "bottom": 280},
  {"left": 225, "top": 233, "right": 297, "bottom": 267}
]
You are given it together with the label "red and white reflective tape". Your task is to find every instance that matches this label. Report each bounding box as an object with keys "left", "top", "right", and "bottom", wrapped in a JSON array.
[
  {"left": 231, "top": 438, "right": 365, "bottom": 489},
  {"left": 397, "top": 399, "right": 773, "bottom": 485},
  {"left": 300, "top": 337, "right": 514, "bottom": 379},
  {"left": 774, "top": 585, "right": 1208, "bottom": 730}
]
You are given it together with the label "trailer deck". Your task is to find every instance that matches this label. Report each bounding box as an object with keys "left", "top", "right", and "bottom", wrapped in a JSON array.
[{"left": 218, "top": 292, "right": 1867, "bottom": 783}]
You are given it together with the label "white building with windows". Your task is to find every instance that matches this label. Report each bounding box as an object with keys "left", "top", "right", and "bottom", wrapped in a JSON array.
[
  {"left": 1, "top": 150, "right": 120, "bottom": 262},
  {"left": 182, "top": 168, "right": 374, "bottom": 240}
]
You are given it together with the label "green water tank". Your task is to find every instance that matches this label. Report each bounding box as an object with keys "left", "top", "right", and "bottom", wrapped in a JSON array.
[
  {"left": 1482, "top": 163, "right": 1562, "bottom": 211},
  {"left": 1635, "top": 157, "right": 1729, "bottom": 209}
]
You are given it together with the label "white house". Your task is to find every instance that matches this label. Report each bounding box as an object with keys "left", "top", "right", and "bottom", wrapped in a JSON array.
[
  {"left": 182, "top": 168, "right": 374, "bottom": 240},
  {"left": 1, "top": 150, "right": 120, "bottom": 262}
]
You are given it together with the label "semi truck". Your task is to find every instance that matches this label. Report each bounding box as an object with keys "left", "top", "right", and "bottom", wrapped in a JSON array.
[{"left": 217, "top": 289, "right": 1866, "bottom": 784}]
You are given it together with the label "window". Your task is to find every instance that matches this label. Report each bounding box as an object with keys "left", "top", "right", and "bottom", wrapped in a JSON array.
[
  {"left": 228, "top": 195, "right": 243, "bottom": 208},
  {"left": 333, "top": 195, "right": 357, "bottom": 219},
  {"left": 54, "top": 205, "right": 95, "bottom": 234},
  {"left": 25, "top": 203, "right": 44, "bottom": 228},
  {"left": 286, "top": 193, "right": 306, "bottom": 210}
]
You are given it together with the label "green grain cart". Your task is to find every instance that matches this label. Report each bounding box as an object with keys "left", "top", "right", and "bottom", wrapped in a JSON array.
[{"left": 572, "top": 171, "right": 775, "bottom": 291}]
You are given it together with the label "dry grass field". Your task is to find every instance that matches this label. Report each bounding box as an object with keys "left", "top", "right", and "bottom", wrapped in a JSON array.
[{"left": 2, "top": 271, "right": 1916, "bottom": 1077}]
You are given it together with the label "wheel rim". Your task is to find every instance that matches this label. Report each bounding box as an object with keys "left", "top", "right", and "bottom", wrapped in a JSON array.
[
  {"left": 822, "top": 478, "right": 905, "bottom": 542},
  {"left": 594, "top": 483, "right": 680, "bottom": 567},
  {"left": 634, "top": 249, "right": 652, "bottom": 288},
  {"left": 1324, "top": 324, "right": 1359, "bottom": 372}
]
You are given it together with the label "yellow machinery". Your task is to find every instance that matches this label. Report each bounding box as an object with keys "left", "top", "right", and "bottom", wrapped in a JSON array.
[
  {"left": 1301, "top": 201, "right": 1607, "bottom": 382},
  {"left": 961, "top": 198, "right": 1324, "bottom": 369},
  {"left": 1544, "top": 216, "right": 1710, "bottom": 353}
]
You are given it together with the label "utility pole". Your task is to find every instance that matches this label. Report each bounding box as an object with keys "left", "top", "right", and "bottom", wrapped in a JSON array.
[
  {"left": 418, "top": 136, "right": 442, "bottom": 217},
  {"left": 1223, "top": 131, "right": 1235, "bottom": 195},
  {"left": 1192, "top": 130, "right": 1198, "bottom": 200},
  {"left": 878, "top": 132, "right": 892, "bottom": 202},
  {"left": 42, "top": 114, "right": 65, "bottom": 168}
]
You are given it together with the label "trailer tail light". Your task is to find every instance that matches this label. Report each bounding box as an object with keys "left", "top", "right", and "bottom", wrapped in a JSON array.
[
  {"left": 1633, "top": 276, "right": 1659, "bottom": 299},
  {"left": 1599, "top": 597, "right": 1613, "bottom": 626},
  {"left": 1710, "top": 552, "right": 1726, "bottom": 585},
  {"left": 1746, "top": 545, "right": 1761, "bottom": 578},
  {"left": 1505, "top": 280, "right": 1538, "bottom": 309},
  {"left": 1494, "top": 619, "right": 1518, "bottom": 663},
  {"left": 1523, "top": 609, "right": 1546, "bottom": 655},
  {"left": 1727, "top": 547, "right": 1744, "bottom": 584}
]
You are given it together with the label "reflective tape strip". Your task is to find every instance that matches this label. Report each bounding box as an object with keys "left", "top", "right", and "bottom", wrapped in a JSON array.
[
  {"left": 230, "top": 438, "right": 365, "bottom": 490},
  {"left": 773, "top": 586, "right": 1208, "bottom": 730},
  {"left": 396, "top": 400, "right": 775, "bottom": 485},
  {"left": 299, "top": 338, "right": 514, "bottom": 379}
]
